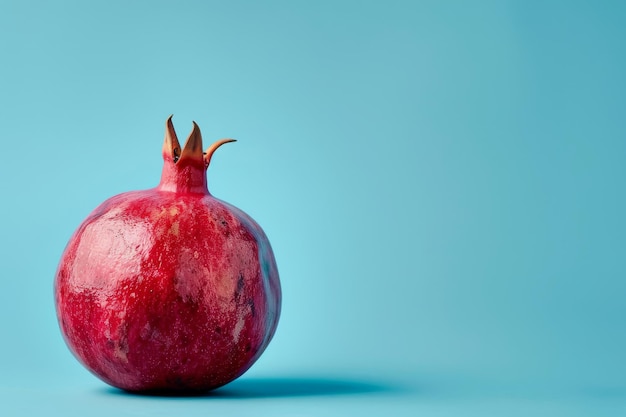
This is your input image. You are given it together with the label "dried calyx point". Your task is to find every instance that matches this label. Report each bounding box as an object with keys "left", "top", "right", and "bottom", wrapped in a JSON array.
[{"left": 163, "top": 115, "right": 235, "bottom": 167}]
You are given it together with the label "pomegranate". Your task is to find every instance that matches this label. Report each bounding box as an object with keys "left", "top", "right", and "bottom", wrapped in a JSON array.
[{"left": 54, "top": 116, "right": 281, "bottom": 393}]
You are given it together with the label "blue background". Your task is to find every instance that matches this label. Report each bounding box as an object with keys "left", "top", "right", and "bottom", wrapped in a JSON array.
[{"left": 1, "top": 1, "right": 625, "bottom": 415}]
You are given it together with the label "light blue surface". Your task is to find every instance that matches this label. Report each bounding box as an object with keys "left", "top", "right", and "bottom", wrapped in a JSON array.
[{"left": 1, "top": 1, "right": 625, "bottom": 416}]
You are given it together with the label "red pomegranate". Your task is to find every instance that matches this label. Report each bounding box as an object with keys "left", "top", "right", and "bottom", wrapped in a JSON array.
[{"left": 54, "top": 116, "right": 281, "bottom": 393}]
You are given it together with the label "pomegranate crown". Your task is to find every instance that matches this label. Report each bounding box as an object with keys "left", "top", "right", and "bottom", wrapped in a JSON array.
[
  {"left": 162, "top": 115, "right": 235, "bottom": 168},
  {"left": 158, "top": 116, "right": 235, "bottom": 194}
]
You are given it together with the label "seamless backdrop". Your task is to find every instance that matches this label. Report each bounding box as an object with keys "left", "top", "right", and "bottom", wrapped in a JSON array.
[{"left": 1, "top": 1, "right": 625, "bottom": 416}]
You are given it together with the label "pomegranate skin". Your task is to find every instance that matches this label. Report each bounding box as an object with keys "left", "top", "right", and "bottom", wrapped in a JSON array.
[{"left": 54, "top": 119, "right": 281, "bottom": 392}]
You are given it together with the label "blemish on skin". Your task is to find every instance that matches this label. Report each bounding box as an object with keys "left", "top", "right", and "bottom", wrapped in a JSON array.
[
  {"left": 234, "top": 273, "right": 244, "bottom": 301},
  {"left": 170, "top": 221, "right": 180, "bottom": 237},
  {"left": 233, "top": 313, "right": 246, "bottom": 343},
  {"left": 140, "top": 322, "right": 151, "bottom": 339},
  {"left": 150, "top": 207, "right": 167, "bottom": 220},
  {"left": 104, "top": 319, "right": 111, "bottom": 338},
  {"left": 193, "top": 251, "right": 199, "bottom": 259},
  {"left": 114, "top": 339, "right": 129, "bottom": 363},
  {"left": 217, "top": 216, "right": 231, "bottom": 236},
  {"left": 246, "top": 298, "right": 256, "bottom": 317},
  {"left": 215, "top": 273, "right": 238, "bottom": 303},
  {"left": 140, "top": 322, "right": 161, "bottom": 341}
]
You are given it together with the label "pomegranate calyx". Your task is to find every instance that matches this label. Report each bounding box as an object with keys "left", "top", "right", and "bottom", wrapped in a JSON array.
[
  {"left": 158, "top": 116, "right": 236, "bottom": 194},
  {"left": 204, "top": 138, "right": 236, "bottom": 168},
  {"left": 163, "top": 115, "right": 181, "bottom": 163},
  {"left": 177, "top": 121, "right": 205, "bottom": 167},
  {"left": 162, "top": 116, "right": 235, "bottom": 168}
]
